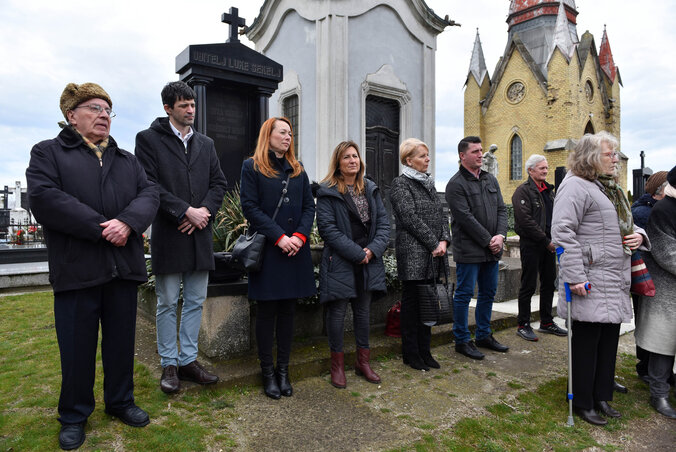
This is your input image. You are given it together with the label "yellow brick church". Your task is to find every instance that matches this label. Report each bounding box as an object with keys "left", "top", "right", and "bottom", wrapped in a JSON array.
[{"left": 464, "top": 0, "right": 625, "bottom": 198}]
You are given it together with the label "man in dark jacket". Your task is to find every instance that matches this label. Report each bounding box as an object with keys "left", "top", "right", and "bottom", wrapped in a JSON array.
[
  {"left": 26, "top": 82, "right": 159, "bottom": 450},
  {"left": 512, "top": 155, "right": 567, "bottom": 342},
  {"left": 445, "top": 136, "right": 509, "bottom": 360},
  {"left": 135, "top": 81, "right": 227, "bottom": 394}
]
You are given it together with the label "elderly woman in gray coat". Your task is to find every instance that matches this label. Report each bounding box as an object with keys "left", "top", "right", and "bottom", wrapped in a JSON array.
[
  {"left": 317, "top": 141, "right": 390, "bottom": 389},
  {"left": 552, "top": 131, "right": 649, "bottom": 426},
  {"left": 634, "top": 165, "right": 676, "bottom": 419},
  {"left": 390, "top": 138, "right": 450, "bottom": 371}
]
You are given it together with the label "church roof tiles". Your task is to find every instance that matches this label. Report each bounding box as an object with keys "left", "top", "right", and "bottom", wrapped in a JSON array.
[{"left": 599, "top": 25, "right": 618, "bottom": 83}]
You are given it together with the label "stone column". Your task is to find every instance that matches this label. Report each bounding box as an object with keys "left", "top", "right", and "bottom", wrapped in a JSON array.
[{"left": 190, "top": 76, "right": 213, "bottom": 135}]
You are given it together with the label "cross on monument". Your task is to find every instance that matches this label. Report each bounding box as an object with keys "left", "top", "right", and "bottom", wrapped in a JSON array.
[{"left": 222, "top": 7, "right": 246, "bottom": 43}]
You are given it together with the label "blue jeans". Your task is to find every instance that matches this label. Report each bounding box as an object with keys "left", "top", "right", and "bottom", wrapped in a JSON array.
[
  {"left": 155, "top": 271, "right": 209, "bottom": 368},
  {"left": 453, "top": 261, "right": 498, "bottom": 344}
]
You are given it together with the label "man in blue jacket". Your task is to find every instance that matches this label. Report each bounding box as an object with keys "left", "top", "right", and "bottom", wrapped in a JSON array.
[
  {"left": 27, "top": 82, "right": 159, "bottom": 450},
  {"left": 135, "top": 81, "right": 227, "bottom": 394},
  {"left": 445, "top": 136, "right": 509, "bottom": 360}
]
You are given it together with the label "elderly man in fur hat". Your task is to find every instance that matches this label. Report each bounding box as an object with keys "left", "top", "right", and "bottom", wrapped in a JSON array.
[{"left": 26, "top": 83, "right": 159, "bottom": 450}]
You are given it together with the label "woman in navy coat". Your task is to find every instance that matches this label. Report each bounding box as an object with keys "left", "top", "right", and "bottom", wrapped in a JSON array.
[
  {"left": 316, "top": 141, "right": 390, "bottom": 389},
  {"left": 240, "top": 117, "right": 316, "bottom": 400}
]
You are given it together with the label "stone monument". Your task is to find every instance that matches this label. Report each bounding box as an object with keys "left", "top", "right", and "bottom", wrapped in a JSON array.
[{"left": 175, "top": 7, "right": 283, "bottom": 190}]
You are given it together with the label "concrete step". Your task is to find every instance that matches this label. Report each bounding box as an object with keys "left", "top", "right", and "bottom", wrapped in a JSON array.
[{"left": 133, "top": 292, "right": 636, "bottom": 392}]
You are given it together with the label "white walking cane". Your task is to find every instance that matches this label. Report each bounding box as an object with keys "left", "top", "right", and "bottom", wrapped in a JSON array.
[{"left": 556, "top": 246, "right": 591, "bottom": 427}]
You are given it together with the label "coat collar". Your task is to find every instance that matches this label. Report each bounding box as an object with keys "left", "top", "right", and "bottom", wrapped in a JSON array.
[
  {"left": 524, "top": 176, "right": 553, "bottom": 192},
  {"left": 458, "top": 165, "right": 486, "bottom": 181},
  {"left": 269, "top": 151, "right": 293, "bottom": 174},
  {"left": 56, "top": 125, "right": 120, "bottom": 153}
]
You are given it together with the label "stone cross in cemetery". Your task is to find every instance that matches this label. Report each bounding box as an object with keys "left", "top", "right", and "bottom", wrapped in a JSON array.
[
  {"left": 222, "top": 7, "right": 246, "bottom": 44},
  {"left": 175, "top": 7, "right": 283, "bottom": 190}
]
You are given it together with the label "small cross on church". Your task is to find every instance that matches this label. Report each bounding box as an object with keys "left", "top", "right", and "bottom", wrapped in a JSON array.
[{"left": 222, "top": 7, "right": 246, "bottom": 44}]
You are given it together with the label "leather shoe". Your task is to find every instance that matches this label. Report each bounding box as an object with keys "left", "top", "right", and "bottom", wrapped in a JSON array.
[
  {"left": 613, "top": 380, "right": 628, "bottom": 394},
  {"left": 59, "top": 423, "right": 85, "bottom": 450},
  {"left": 178, "top": 361, "right": 219, "bottom": 385},
  {"left": 475, "top": 335, "right": 509, "bottom": 352},
  {"left": 595, "top": 401, "right": 621, "bottom": 418},
  {"left": 455, "top": 341, "right": 485, "bottom": 360},
  {"left": 403, "top": 356, "right": 430, "bottom": 371},
  {"left": 650, "top": 397, "right": 676, "bottom": 419},
  {"left": 160, "top": 365, "right": 180, "bottom": 393},
  {"left": 105, "top": 405, "right": 150, "bottom": 427},
  {"left": 573, "top": 407, "right": 607, "bottom": 426}
]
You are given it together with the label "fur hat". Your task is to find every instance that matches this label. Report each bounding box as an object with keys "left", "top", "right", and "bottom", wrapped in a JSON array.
[
  {"left": 59, "top": 82, "right": 112, "bottom": 120},
  {"left": 667, "top": 166, "right": 676, "bottom": 187},
  {"left": 644, "top": 171, "right": 668, "bottom": 196}
]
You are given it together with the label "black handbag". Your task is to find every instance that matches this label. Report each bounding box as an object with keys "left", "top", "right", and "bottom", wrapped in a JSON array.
[
  {"left": 416, "top": 255, "right": 454, "bottom": 327},
  {"left": 232, "top": 174, "right": 290, "bottom": 272}
]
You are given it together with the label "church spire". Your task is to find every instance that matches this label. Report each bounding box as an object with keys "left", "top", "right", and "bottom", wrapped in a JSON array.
[
  {"left": 549, "top": 1, "right": 576, "bottom": 62},
  {"left": 468, "top": 29, "right": 488, "bottom": 85},
  {"left": 599, "top": 25, "right": 618, "bottom": 82}
]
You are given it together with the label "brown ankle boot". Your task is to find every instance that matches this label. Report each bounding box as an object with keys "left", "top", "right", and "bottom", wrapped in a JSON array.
[
  {"left": 330, "top": 352, "right": 346, "bottom": 388},
  {"left": 354, "top": 347, "right": 381, "bottom": 384}
]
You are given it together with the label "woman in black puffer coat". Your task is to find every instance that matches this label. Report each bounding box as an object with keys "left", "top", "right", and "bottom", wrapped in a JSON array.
[{"left": 316, "top": 140, "right": 390, "bottom": 389}]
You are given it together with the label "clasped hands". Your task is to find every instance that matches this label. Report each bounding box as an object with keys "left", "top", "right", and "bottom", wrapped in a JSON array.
[
  {"left": 359, "top": 248, "right": 374, "bottom": 265},
  {"left": 100, "top": 219, "right": 131, "bottom": 247},
  {"left": 277, "top": 235, "right": 304, "bottom": 257},
  {"left": 178, "top": 206, "right": 211, "bottom": 235},
  {"left": 488, "top": 234, "right": 504, "bottom": 255}
]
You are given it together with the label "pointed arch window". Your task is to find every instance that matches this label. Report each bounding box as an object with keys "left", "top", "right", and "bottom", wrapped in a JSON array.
[
  {"left": 510, "top": 134, "right": 523, "bottom": 180},
  {"left": 584, "top": 120, "right": 595, "bottom": 135}
]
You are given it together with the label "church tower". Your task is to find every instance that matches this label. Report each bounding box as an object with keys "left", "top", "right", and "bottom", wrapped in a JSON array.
[{"left": 464, "top": 0, "right": 624, "bottom": 197}]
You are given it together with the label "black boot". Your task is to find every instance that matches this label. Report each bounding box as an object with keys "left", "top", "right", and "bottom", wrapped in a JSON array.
[
  {"left": 276, "top": 364, "right": 293, "bottom": 397},
  {"left": 261, "top": 365, "right": 281, "bottom": 400},
  {"left": 403, "top": 355, "right": 430, "bottom": 371}
]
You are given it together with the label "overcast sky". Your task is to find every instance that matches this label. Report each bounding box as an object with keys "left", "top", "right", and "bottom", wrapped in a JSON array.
[{"left": 1, "top": 0, "right": 674, "bottom": 192}]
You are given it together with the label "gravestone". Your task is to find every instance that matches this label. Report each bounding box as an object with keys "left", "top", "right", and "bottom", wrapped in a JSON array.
[{"left": 175, "top": 7, "right": 283, "bottom": 190}]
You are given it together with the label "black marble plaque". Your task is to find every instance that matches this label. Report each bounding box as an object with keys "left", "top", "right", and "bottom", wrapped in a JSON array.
[{"left": 205, "top": 85, "right": 257, "bottom": 190}]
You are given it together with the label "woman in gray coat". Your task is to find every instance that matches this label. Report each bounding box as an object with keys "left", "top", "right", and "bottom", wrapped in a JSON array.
[
  {"left": 552, "top": 131, "right": 649, "bottom": 425},
  {"left": 390, "top": 138, "right": 450, "bottom": 371},
  {"left": 317, "top": 141, "right": 390, "bottom": 389},
  {"left": 634, "top": 165, "right": 676, "bottom": 418}
]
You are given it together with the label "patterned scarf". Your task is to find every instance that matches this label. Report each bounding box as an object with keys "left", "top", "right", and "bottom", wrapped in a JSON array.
[
  {"left": 402, "top": 165, "right": 436, "bottom": 193},
  {"left": 59, "top": 122, "right": 108, "bottom": 161},
  {"left": 598, "top": 174, "right": 633, "bottom": 255}
]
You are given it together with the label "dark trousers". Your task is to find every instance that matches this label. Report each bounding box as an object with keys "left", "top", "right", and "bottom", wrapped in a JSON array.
[
  {"left": 401, "top": 281, "right": 432, "bottom": 360},
  {"left": 54, "top": 279, "right": 139, "bottom": 425},
  {"left": 255, "top": 299, "right": 296, "bottom": 368},
  {"left": 646, "top": 352, "right": 675, "bottom": 398},
  {"left": 517, "top": 241, "right": 556, "bottom": 326},
  {"left": 326, "top": 291, "right": 372, "bottom": 352},
  {"left": 571, "top": 321, "right": 620, "bottom": 410}
]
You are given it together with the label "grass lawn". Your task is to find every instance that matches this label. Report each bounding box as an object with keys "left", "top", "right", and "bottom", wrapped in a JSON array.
[
  {"left": 0, "top": 292, "right": 667, "bottom": 451},
  {"left": 0, "top": 292, "right": 245, "bottom": 451}
]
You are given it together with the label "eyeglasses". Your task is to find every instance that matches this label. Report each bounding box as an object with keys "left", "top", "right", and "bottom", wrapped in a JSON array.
[
  {"left": 602, "top": 151, "right": 619, "bottom": 159},
  {"left": 73, "top": 104, "right": 116, "bottom": 118}
]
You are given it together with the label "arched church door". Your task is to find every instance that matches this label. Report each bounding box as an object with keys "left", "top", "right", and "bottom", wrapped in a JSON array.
[{"left": 365, "top": 95, "right": 399, "bottom": 215}]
